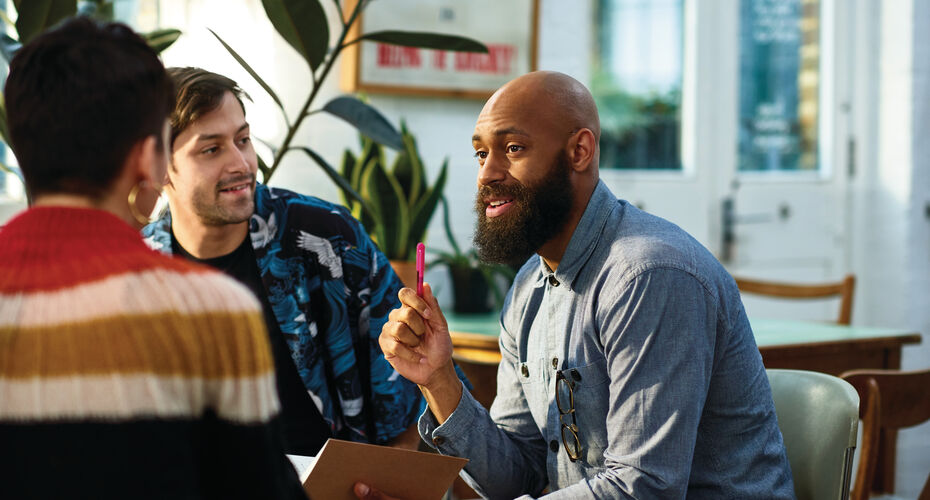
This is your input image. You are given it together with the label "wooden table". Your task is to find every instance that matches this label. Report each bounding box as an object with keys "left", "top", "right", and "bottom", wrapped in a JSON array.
[
  {"left": 448, "top": 313, "right": 921, "bottom": 371},
  {"left": 447, "top": 313, "right": 922, "bottom": 490}
]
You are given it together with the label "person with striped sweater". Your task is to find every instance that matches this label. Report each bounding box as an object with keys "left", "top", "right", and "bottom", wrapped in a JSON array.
[{"left": 0, "top": 18, "right": 306, "bottom": 499}]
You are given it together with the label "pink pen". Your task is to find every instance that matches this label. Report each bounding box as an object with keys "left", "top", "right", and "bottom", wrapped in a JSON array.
[{"left": 416, "top": 242, "right": 425, "bottom": 297}]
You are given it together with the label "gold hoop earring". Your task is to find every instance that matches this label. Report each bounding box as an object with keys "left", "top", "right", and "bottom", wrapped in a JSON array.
[{"left": 128, "top": 181, "right": 150, "bottom": 225}]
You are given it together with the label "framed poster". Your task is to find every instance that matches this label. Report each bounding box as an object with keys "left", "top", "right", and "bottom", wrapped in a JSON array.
[{"left": 341, "top": 0, "right": 539, "bottom": 99}]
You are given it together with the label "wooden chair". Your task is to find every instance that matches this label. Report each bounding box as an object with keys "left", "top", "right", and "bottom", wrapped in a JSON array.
[
  {"left": 734, "top": 273, "right": 856, "bottom": 325},
  {"left": 840, "top": 368, "right": 930, "bottom": 500}
]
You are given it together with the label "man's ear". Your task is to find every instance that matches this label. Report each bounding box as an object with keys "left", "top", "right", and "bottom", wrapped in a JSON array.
[{"left": 568, "top": 128, "right": 597, "bottom": 173}]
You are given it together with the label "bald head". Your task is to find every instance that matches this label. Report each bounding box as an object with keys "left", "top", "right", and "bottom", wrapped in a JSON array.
[
  {"left": 475, "top": 71, "right": 600, "bottom": 175},
  {"left": 484, "top": 71, "right": 600, "bottom": 143}
]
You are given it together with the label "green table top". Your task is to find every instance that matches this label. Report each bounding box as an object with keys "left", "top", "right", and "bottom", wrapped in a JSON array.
[{"left": 445, "top": 313, "right": 920, "bottom": 347}]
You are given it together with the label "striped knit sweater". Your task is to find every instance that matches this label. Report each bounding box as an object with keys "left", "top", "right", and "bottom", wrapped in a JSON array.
[{"left": 0, "top": 207, "right": 306, "bottom": 499}]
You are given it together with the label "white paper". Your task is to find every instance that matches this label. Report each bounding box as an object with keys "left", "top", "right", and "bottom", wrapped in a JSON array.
[{"left": 286, "top": 454, "right": 317, "bottom": 484}]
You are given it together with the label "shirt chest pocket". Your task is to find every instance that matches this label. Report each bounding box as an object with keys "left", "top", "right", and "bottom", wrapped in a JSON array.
[
  {"left": 559, "top": 358, "right": 611, "bottom": 468},
  {"left": 515, "top": 358, "right": 551, "bottom": 425}
]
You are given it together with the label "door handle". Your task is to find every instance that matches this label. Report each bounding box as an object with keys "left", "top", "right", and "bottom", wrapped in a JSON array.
[{"left": 721, "top": 197, "right": 789, "bottom": 263}]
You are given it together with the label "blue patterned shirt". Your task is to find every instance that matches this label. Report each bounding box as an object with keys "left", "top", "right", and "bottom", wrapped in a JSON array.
[{"left": 144, "top": 183, "right": 423, "bottom": 444}]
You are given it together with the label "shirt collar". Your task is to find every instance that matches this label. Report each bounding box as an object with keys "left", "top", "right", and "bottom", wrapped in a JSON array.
[{"left": 532, "top": 180, "right": 618, "bottom": 291}]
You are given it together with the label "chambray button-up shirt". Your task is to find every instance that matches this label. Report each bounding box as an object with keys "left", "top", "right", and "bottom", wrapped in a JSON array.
[{"left": 420, "top": 181, "right": 795, "bottom": 499}]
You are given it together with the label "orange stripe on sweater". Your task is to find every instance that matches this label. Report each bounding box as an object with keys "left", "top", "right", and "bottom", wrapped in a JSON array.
[{"left": 0, "top": 310, "right": 273, "bottom": 379}]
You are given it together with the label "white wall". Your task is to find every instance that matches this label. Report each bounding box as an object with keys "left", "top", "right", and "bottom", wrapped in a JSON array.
[
  {"left": 904, "top": 0, "right": 930, "bottom": 370},
  {"left": 849, "top": 0, "right": 929, "bottom": 367}
]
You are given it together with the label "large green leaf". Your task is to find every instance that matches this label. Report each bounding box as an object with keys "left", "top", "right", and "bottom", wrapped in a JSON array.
[
  {"left": 144, "top": 28, "right": 181, "bottom": 54},
  {"left": 209, "top": 29, "right": 288, "bottom": 121},
  {"left": 0, "top": 34, "right": 20, "bottom": 64},
  {"left": 356, "top": 31, "right": 487, "bottom": 53},
  {"left": 404, "top": 124, "right": 428, "bottom": 208},
  {"left": 353, "top": 138, "right": 381, "bottom": 191},
  {"left": 339, "top": 149, "right": 356, "bottom": 180},
  {"left": 391, "top": 122, "right": 418, "bottom": 205},
  {"left": 438, "top": 195, "right": 461, "bottom": 257},
  {"left": 361, "top": 157, "right": 408, "bottom": 259},
  {"left": 0, "top": 160, "right": 23, "bottom": 184},
  {"left": 296, "top": 146, "right": 373, "bottom": 217},
  {"left": 340, "top": 149, "right": 370, "bottom": 228},
  {"left": 13, "top": 0, "right": 75, "bottom": 44},
  {"left": 338, "top": 149, "right": 357, "bottom": 208},
  {"left": 261, "top": 0, "right": 329, "bottom": 71},
  {"left": 0, "top": 93, "right": 11, "bottom": 147},
  {"left": 0, "top": 9, "right": 16, "bottom": 30},
  {"left": 322, "top": 96, "right": 403, "bottom": 150},
  {"left": 87, "top": 1, "right": 114, "bottom": 21},
  {"left": 391, "top": 146, "right": 414, "bottom": 205},
  {"left": 408, "top": 158, "right": 448, "bottom": 258},
  {"left": 256, "top": 154, "right": 271, "bottom": 181}
]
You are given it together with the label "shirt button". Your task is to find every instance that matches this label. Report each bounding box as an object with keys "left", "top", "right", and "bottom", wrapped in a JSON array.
[
  {"left": 550, "top": 440, "right": 559, "bottom": 452},
  {"left": 432, "top": 436, "right": 445, "bottom": 446},
  {"left": 521, "top": 364, "right": 529, "bottom": 377},
  {"left": 548, "top": 275, "right": 560, "bottom": 287},
  {"left": 551, "top": 358, "right": 559, "bottom": 369}
]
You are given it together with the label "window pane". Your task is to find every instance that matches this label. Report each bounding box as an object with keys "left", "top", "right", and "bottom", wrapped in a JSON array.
[
  {"left": 593, "top": 0, "right": 683, "bottom": 170},
  {"left": 739, "top": 0, "right": 820, "bottom": 171}
]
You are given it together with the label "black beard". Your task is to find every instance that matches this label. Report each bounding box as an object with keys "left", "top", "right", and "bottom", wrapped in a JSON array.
[{"left": 473, "top": 152, "right": 574, "bottom": 266}]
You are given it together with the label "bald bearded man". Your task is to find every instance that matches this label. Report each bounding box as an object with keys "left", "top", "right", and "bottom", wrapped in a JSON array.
[{"left": 376, "top": 72, "right": 795, "bottom": 499}]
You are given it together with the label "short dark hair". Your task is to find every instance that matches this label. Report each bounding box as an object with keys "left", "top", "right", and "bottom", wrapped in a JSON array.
[
  {"left": 168, "top": 67, "right": 249, "bottom": 146},
  {"left": 4, "top": 17, "right": 173, "bottom": 201}
]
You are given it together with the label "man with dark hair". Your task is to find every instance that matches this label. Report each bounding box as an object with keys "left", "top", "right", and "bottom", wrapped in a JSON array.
[
  {"left": 4, "top": 19, "right": 171, "bottom": 201},
  {"left": 377, "top": 71, "right": 795, "bottom": 498},
  {"left": 143, "top": 67, "right": 423, "bottom": 454},
  {"left": 1, "top": 18, "right": 306, "bottom": 499}
]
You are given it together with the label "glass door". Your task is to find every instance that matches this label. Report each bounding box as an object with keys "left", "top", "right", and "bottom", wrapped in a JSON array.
[{"left": 593, "top": 0, "right": 853, "bottom": 319}]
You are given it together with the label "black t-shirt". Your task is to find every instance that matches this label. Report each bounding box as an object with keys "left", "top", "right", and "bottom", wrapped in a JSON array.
[{"left": 172, "top": 234, "right": 331, "bottom": 455}]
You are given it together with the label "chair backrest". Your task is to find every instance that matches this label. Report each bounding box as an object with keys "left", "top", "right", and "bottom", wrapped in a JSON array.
[
  {"left": 840, "top": 368, "right": 930, "bottom": 500},
  {"left": 735, "top": 274, "right": 856, "bottom": 324},
  {"left": 767, "top": 369, "right": 860, "bottom": 500}
]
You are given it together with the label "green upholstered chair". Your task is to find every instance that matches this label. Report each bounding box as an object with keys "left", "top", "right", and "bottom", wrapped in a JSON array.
[{"left": 767, "top": 369, "right": 860, "bottom": 500}]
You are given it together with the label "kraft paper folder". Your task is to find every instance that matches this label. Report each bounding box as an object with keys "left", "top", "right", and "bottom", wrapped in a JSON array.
[{"left": 289, "top": 438, "right": 468, "bottom": 500}]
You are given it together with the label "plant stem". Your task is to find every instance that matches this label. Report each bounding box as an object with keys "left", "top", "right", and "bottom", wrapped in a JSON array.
[{"left": 266, "top": 0, "right": 366, "bottom": 181}]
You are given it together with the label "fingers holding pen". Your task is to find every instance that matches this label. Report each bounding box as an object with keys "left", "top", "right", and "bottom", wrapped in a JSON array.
[
  {"left": 397, "top": 287, "right": 432, "bottom": 320},
  {"left": 387, "top": 302, "right": 428, "bottom": 339},
  {"left": 383, "top": 316, "right": 423, "bottom": 349},
  {"left": 379, "top": 329, "right": 423, "bottom": 364},
  {"left": 381, "top": 299, "right": 428, "bottom": 364}
]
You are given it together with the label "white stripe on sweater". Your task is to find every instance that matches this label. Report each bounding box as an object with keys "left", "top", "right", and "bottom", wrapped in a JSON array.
[
  {"left": 0, "top": 372, "right": 279, "bottom": 423},
  {"left": 0, "top": 268, "right": 261, "bottom": 328}
]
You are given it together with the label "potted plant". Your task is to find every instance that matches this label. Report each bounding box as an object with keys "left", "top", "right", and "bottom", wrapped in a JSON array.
[
  {"left": 430, "top": 196, "right": 515, "bottom": 314},
  {"left": 338, "top": 122, "right": 446, "bottom": 287},
  {"left": 205, "top": 0, "right": 486, "bottom": 194}
]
